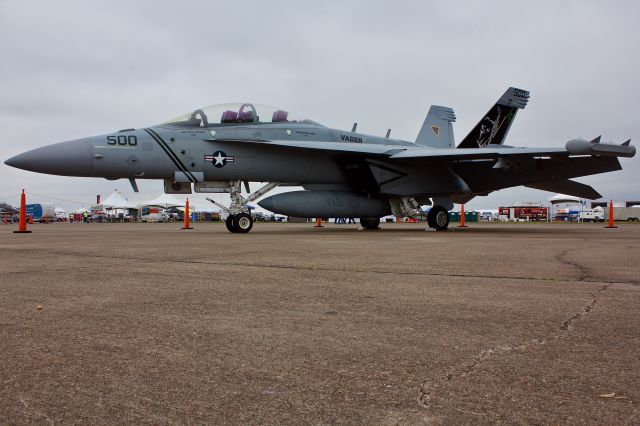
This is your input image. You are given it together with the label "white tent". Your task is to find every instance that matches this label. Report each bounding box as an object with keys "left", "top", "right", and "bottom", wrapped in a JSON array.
[
  {"left": 141, "top": 194, "right": 186, "bottom": 209},
  {"left": 548, "top": 194, "right": 581, "bottom": 204},
  {"left": 178, "top": 200, "right": 219, "bottom": 213},
  {"left": 101, "top": 189, "right": 137, "bottom": 209}
]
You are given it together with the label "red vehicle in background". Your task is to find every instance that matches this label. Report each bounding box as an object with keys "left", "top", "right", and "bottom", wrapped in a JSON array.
[{"left": 499, "top": 206, "right": 548, "bottom": 221}]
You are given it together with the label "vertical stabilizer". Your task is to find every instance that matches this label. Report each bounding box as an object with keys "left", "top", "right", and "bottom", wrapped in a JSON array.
[
  {"left": 457, "top": 87, "right": 529, "bottom": 148},
  {"left": 415, "top": 105, "right": 456, "bottom": 149}
]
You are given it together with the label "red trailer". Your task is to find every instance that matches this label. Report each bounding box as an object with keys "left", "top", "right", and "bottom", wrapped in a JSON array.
[{"left": 499, "top": 206, "right": 548, "bottom": 221}]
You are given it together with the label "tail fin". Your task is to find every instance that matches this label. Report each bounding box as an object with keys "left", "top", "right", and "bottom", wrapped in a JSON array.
[
  {"left": 415, "top": 106, "right": 456, "bottom": 149},
  {"left": 457, "top": 87, "right": 530, "bottom": 148}
]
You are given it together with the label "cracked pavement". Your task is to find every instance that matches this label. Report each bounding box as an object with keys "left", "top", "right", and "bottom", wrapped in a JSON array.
[{"left": 0, "top": 222, "right": 639, "bottom": 424}]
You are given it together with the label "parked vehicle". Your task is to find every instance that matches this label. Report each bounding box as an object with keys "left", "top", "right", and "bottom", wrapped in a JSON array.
[
  {"left": 141, "top": 212, "right": 169, "bottom": 222},
  {"left": 25, "top": 203, "right": 56, "bottom": 222},
  {"left": 579, "top": 207, "right": 605, "bottom": 222},
  {"left": 605, "top": 206, "right": 640, "bottom": 222}
]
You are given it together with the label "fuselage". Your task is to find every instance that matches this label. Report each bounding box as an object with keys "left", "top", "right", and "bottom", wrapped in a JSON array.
[{"left": 6, "top": 120, "right": 415, "bottom": 186}]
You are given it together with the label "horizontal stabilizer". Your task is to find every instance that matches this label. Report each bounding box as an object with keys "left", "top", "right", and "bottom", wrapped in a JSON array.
[{"left": 525, "top": 179, "right": 601, "bottom": 199}]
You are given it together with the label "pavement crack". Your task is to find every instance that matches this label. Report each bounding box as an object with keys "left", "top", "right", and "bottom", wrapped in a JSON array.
[
  {"left": 559, "top": 284, "right": 609, "bottom": 335},
  {"left": 557, "top": 249, "right": 589, "bottom": 281},
  {"left": 418, "top": 251, "right": 612, "bottom": 412}
]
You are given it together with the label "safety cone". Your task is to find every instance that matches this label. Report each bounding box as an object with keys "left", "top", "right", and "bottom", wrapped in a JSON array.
[
  {"left": 314, "top": 217, "right": 323, "bottom": 228},
  {"left": 3, "top": 213, "right": 7, "bottom": 225},
  {"left": 182, "top": 198, "right": 193, "bottom": 230},
  {"left": 13, "top": 189, "right": 31, "bottom": 234},
  {"left": 605, "top": 199, "right": 617, "bottom": 229},
  {"left": 45, "top": 215, "right": 49, "bottom": 224},
  {"left": 458, "top": 204, "right": 468, "bottom": 228}
]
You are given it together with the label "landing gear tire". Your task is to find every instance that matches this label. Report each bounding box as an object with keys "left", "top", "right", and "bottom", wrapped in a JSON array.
[
  {"left": 225, "top": 215, "right": 235, "bottom": 232},
  {"left": 360, "top": 217, "right": 380, "bottom": 230},
  {"left": 427, "top": 206, "right": 450, "bottom": 231},
  {"left": 232, "top": 213, "right": 253, "bottom": 233}
]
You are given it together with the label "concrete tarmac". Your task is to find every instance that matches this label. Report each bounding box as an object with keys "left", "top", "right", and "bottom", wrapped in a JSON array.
[{"left": 1, "top": 222, "right": 638, "bottom": 424}]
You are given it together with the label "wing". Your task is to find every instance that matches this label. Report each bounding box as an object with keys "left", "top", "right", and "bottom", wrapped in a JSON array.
[{"left": 208, "top": 138, "right": 634, "bottom": 199}]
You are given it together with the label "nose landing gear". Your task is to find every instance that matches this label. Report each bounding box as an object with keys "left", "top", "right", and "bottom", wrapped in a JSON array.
[{"left": 207, "top": 181, "right": 278, "bottom": 233}]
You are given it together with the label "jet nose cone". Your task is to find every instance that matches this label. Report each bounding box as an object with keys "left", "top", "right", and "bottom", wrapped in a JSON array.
[{"left": 5, "top": 139, "right": 92, "bottom": 176}]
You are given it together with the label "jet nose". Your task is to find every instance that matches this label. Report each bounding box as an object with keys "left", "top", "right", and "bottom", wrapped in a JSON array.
[{"left": 5, "top": 138, "right": 92, "bottom": 176}]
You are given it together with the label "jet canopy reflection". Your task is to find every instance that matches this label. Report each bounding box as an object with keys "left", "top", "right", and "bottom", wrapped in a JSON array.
[{"left": 164, "top": 103, "right": 323, "bottom": 127}]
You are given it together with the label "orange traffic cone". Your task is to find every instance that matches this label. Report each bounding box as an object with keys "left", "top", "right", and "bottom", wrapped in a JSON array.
[
  {"left": 13, "top": 189, "right": 31, "bottom": 234},
  {"left": 605, "top": 199, "right": 617, "bottom": 229},
  {"left": 458, "top": 204, "right": 468, "bottom": 228},
  {"left": 28, "top": 214, "right": 33, "bottom": 225},
  {"left": 3, "top": 213, "right": 7, "bottom": 225},
  {"left": 314, "top": 217, "right": 323, "bottom": 228},
  {"left": 182, "top": 198, "right": 193, "bottom": 230}
]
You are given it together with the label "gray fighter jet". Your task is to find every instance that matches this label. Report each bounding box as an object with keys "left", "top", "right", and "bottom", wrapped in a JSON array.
[{"left": 4, "top": 88, "right": 635, "bottom": 233}]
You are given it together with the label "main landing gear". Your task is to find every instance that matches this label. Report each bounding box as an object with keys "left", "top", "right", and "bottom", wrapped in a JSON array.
[
  {"left": 389, "top": 196, "right": 452, "bottom": 231},
  {"left": 427, "top": 206, "right": 450, "bottom": 231},
  {"left": 359, "top": 217, "right": 381, "bottom": 230}
]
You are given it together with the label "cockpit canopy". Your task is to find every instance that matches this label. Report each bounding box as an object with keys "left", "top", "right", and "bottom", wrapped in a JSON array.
[{"left": 163, "top": 103, "right": 323, "bottom": 127}]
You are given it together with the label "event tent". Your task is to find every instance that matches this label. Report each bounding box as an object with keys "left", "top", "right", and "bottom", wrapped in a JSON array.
[
  {"left": 548, "top": 194, "right": 581, "bottom": 204},
  {"left": 140, "top": 194, "right": 186, "bottom": 209},
  {"left": 101, "top": 190, "right": 137, "bottom": 209}
]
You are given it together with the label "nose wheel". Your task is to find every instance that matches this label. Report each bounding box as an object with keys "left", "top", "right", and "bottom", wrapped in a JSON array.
[
  {"left": 225, "top": 215, "right": 235, "bottom": 232},
  {"left": 233, "top": 213, "right": 254, "bottom": 233},
  {"left": 225, "top": 213, "right": 254, "bottom": 233}
]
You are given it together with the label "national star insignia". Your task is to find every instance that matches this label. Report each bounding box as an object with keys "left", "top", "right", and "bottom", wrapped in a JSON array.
[
  {"left": 213, "top": 152, "right": 225, "bottom": 166},
  {"left": 204, "top": 151, "right": 235, "bottom": 168}
]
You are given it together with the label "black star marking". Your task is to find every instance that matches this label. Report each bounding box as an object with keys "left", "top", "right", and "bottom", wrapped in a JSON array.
[
  {"left": 170, "top": 137, "right": 176, "bottom": 142},
  {"left": 191, "top": 162, "right": 196, "bottom": 168},
  {"left": 180, "top": 150, "right": 186, "bottom": 155}
]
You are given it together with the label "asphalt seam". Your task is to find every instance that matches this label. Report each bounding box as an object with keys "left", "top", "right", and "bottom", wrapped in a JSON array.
[{"left": 4, "top": 248, "right": 639, "bottom": 286}]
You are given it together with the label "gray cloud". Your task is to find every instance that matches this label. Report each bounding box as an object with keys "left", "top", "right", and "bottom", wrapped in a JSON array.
[{"left": 1, "top": 0, "right": 638, "bottom": 210}]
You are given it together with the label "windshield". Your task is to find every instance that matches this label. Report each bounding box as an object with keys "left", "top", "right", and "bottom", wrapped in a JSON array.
[{"left": 163, "top": 103, "right": 323, "bottom": 127}]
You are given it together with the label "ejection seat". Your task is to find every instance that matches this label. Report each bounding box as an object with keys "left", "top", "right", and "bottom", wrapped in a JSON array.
[
  {"left": 272, "top": 110, "right": 289, "bottom": 122},
  {"left": 221, "top": 110, "right": 238, "bottom": 123}
]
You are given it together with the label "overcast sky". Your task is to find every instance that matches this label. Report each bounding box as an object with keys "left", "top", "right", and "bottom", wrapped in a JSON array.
[{"left": 1, "top": 0, "right": 638, "bottom": 211}]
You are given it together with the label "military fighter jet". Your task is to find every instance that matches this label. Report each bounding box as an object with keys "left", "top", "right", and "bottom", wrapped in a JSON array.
[{"left": 4, "top": 88, "right": 635, "bottom": 233}]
